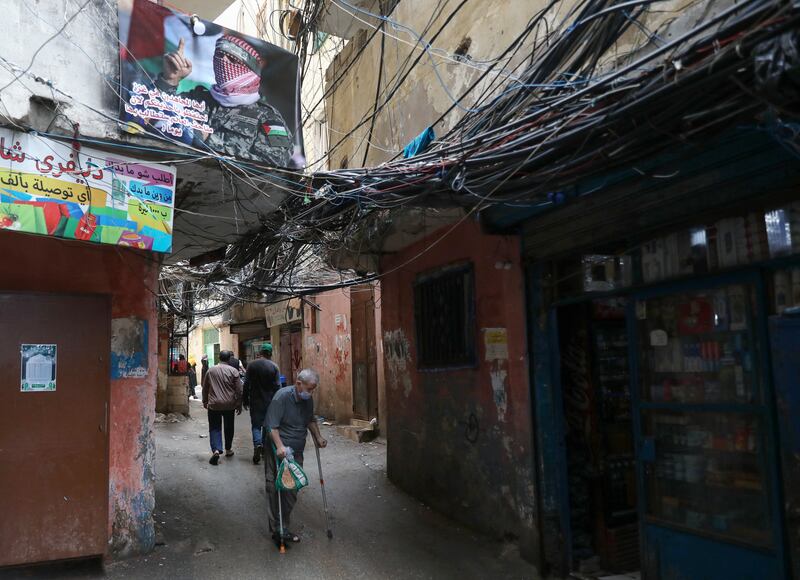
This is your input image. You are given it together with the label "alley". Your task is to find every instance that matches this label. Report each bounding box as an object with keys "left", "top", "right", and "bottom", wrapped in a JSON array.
[{"left": 4, "top": 400, "right": 536, "bottom": 580}]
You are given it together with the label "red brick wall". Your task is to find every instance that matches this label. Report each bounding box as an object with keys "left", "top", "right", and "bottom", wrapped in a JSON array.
[
  {"left": 0, "top": 230, "right": 159, "bottom": 558},
  {"left": 380, "top": 219, "right": 538, "bottom": 553}
]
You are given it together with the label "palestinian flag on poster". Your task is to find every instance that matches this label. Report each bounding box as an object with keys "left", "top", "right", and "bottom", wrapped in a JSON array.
[{"left": 262, "top": 125, "right": 289, "bottom": 138}]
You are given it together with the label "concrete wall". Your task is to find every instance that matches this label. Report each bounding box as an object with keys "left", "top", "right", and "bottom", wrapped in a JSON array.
[
  {"left": 379, "top": 219, "right": 538, "bottom": 560},
  {"left": 0, "top": 230, "right": 159, "bottom": 559},
  {"left": 325, "top": 0, "right": 535, "bottom": 168},
  {"left": 0, "top": 1, "right": 119, "bottom": 139}
]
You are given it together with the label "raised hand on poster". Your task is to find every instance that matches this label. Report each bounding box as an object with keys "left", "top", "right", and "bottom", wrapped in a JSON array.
[{"left": 162, "top": 38, "right": 193, "bottom": 87}]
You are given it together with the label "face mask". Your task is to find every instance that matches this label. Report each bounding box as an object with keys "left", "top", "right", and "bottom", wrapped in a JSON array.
[{"left": 298, "top": 390, "right": 312, "bottom": 401}]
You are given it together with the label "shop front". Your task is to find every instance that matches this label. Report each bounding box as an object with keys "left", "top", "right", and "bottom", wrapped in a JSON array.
[
  {"left": 527, "top": 204, "right": 800, "bottom": 578},
  {"left": 513, "top": 131, "right": 800, "bottom": 579}
]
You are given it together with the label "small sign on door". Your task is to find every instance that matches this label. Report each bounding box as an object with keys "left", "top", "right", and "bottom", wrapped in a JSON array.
[{"left": 20, "top": 344, "right": 57, "bottom": 392}]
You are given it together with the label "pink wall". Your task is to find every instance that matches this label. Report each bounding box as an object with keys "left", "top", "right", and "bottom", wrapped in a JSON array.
[
  {"left": 379, "top": 219, "right": 538, "bottom": 554},
  {"left": 303, "top": 284, "right": 387, "bottom": 430},
  {"left": 303, "top": 288, "right": 353, "bottom": 422},
  {"left": 0, "top": 230, "right": 159, "bottom": 558}
]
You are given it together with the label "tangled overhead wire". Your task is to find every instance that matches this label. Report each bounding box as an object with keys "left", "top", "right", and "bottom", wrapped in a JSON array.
[
  {"left": 163, "top": 0, "right": 800, "bottom": 319},
  {"left": 308, "top": 0, "right": 798, "bottom": 206}
]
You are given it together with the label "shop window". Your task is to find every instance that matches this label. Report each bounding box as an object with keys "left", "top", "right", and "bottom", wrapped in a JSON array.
[
  {"left": 414, "top": 264, "right": 475, "bottom": 369},
  {"left": 637, "top": 285, "right": 773, "bottom": 547}
]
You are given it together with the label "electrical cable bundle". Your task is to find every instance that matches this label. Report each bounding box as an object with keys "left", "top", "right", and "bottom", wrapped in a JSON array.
[
  {"left": 162, "top": 0, "right": 800, "bottom": 318},
  {"left": 305, "top": 0, "right": 799, "bottom": 216}
]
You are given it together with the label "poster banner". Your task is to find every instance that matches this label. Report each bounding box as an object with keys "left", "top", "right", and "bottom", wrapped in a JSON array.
[
  {"left": 118, "top": 0, "right": 303, "bottom": 167},
  {"left": 0, "top": 129, "right": 176, "bottom": 252},
  {"left": 21, "top": 344, "right": 57, "bottom": 392},
  {"left": 111, "top": 317, "right": 149, "bottom": 379}
]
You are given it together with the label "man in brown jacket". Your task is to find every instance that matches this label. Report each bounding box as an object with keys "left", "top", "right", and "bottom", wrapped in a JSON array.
[{"left": 202, "top": 351, "right": 243, "bottom": 465}]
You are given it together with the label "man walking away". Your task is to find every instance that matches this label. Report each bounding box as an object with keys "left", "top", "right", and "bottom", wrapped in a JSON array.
[
  {"left": 223, "top": 350, "right": 245, "bottom": 378},
  {"left": 201, "top": 355, "right": 209, "bottom": 385},
  {"left": 265, "top": 368, "right": 327, "bottom": 544},
  {"left": 202, "top": 351, "right": 243, "bottom": 465},
  {"left": 188, "top": 357, "right": 198, "bottom": 400},
  {"left": 243, "top": 343, "right": 280, "bottom": 464}
]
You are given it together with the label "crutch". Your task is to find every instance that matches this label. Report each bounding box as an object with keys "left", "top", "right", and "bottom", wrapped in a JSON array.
[
  {"left": 314, "top": 441, "right": 333, "bottom": 539},
  {"left": 273, "top": 444, "right": 287, "bottom": 554}
]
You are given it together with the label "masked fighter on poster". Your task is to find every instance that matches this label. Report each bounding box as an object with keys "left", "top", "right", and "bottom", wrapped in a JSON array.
[{"left": 155, "top": 36, "right": 293, "bottom": 167}]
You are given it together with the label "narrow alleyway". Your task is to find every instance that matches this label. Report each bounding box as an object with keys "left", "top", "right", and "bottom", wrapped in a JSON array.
[{"left": 5, "top": 400, "right": 536, "bottom": 580}]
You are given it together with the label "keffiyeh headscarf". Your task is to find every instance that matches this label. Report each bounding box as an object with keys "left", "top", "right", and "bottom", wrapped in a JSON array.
[{"left": 210, "top": 35, "right": 264, "bottom": 107}]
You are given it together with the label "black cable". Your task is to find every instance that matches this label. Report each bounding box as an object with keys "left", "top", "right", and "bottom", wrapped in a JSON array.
[{"left": 362, "top": 19, "right": 387, "bottom": 166}]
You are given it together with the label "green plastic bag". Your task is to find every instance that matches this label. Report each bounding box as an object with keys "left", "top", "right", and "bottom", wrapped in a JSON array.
[{"left": 276, "top": 454, "right": 309, "bottom": 492}]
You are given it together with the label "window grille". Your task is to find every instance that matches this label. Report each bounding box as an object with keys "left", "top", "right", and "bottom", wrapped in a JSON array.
[{"left": 414, "top": 264, "right": 475, "bottom": 369}]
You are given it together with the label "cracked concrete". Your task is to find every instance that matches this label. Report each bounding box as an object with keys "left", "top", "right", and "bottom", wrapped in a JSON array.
[{"left": 2, "top": 399, "right": 538, "bottom": 580}]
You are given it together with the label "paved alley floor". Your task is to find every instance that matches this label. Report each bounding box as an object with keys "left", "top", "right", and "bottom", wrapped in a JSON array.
[{"left": 4, "top": 399, "right": 537, "bottom": 580}]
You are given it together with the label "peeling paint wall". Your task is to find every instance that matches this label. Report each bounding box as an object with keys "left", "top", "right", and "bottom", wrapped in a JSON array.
[
  {"left": 379, "top": 219, "right": 538, "bottom": 563},
  {"left": 0, "top": 231, "right": 159, "bottom": 560},
  {"left": 326, "top": 0, "right": 532, "bottom": 168},
  {"left": 0, "top": 1, "right": 119, "bottom": 139},
  {"left": 302, "top": 285, "right": 387, "bottom": 429},
  {"left": 302, "top": 289, "right": 353, "bottom": 421}
]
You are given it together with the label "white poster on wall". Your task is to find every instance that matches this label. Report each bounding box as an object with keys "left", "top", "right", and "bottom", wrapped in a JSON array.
[{"left": 20, "top": 343, "right": 57, "bottom": 392}]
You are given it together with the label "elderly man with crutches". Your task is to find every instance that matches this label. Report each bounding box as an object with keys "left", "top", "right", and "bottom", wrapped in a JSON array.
[{"left": 265, "top": 368, "right": 327, "bottom": 548}]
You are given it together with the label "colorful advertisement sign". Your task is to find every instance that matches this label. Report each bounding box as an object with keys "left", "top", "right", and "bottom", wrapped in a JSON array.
[
  {"left": 119, "top": 0, "right": 302, "bottom": 167},
  {"left": 0, "top": 128, "right": 175, "bottom": 252}
]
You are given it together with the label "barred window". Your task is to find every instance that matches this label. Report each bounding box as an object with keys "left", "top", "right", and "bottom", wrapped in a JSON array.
[{"left": 414, "top": 263, "right": 476, "bottom": 369}]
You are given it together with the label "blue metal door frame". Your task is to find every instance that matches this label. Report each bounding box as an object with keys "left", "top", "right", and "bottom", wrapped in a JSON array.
[
  {"left": 526, "top": 263, "right": 573, "bottom": 576},
  {"left": 529, "top": 265, "right": 789, "bottom": 578}
]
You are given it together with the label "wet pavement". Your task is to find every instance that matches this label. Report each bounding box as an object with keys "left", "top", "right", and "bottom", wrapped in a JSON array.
[{"left": 3, "top": 399, "right": 537, "bottom": 580}]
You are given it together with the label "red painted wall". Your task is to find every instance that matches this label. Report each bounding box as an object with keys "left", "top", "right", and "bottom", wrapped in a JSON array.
[
  {"left": 380, "top": 219, "right": 538, "bottom": 557},
  {"left": 0, "top": 230, "right": 158, "bottom": 559}
]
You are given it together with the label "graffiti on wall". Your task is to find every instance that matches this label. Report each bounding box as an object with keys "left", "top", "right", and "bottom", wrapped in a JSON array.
[
  {"left": 384, "top": 329, "right": 412, "bottom": 397},
  {"left": 333, "top": 331, "right": 351, "bottom": 382}
]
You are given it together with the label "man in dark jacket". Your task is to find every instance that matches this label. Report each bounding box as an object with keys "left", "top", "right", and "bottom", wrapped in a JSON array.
[
  {"left": 202, "top": 351, "right": 243, "bottom": 465},
  {"left": 222, "top": 350, "right": 245, "bottom": 378},
  {"left": 243, "top": 342, "right": 280, "bottom": 464}
]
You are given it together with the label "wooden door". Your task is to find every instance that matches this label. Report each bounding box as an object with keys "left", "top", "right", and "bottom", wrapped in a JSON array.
[
  {"left": 290, "top": 327, "right": 302, "bottom": 384},
  {"left": 351, "top": 286, "right": 378, "bottom": 420},
  {"left": 0, "top": 293, "right": 110, "bottom": 567}
]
